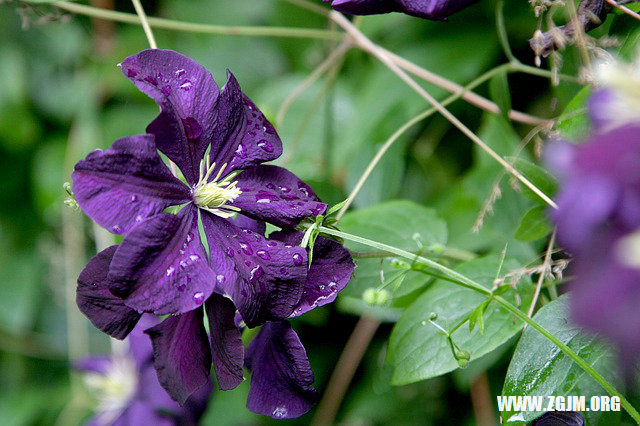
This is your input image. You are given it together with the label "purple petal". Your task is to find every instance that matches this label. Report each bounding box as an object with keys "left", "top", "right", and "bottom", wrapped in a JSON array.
[
  {"left": 121, "top": 50, "right": 221, "bottom": 184},
  {"left": 328, "top": 0, "right": 478, "bottom": 19},
  {"left": 203, "top": 72, "right": 283, "bottom": 175},
  {"left": 588, "top": 89, "right": 618, "bottom": 132},
  {"left": 74, "top": 356, "right": 112, "bottom": 375},
  {"left": 230, "top": 165, "right": 327, "bottom": 228},
  {"left": 76, "top": 245, "right": 142, "bottom": 339},
  {"left": 230, "top": 214, "right": 266, "bottom": 235},
  {"left": 205, "top": 293, "right": 244, "bottom": 390},
  {"left": 145, "top": 309, "right": 212, "bottom": 404},
  {"left": 328, "top": 0, "right": 398, "bottom": 15},
  {"left": 270, "top": 230, "right": 355, "bottom": 317},
  {"left": 72, "top": 135, "right": 190, "bottom": 235},
  {"left": 245, "top": 321, "right": 317, "bottom": 419},
  {"left": 113, "top": 400, "right": 175, "bottom": 426},
  {"left": 109, "top": 206, "right": 215, "bottom": 315},
  {"left": 202, "top": 213, "right": 307, "bottom": 327},
  {"left": 570, "top": 232, "right": 640, "bottom": 370}
]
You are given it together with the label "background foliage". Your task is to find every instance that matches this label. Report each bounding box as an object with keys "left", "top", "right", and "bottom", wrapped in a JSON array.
[{"left": 1, "top": 0, "right": 639, "bottom": 424}]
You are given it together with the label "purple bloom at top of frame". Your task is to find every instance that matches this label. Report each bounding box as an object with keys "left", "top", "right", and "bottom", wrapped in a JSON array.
[
  {"left": 550, "top": 124, "right": 640, "bottom": 369},
  {"left": 323, "top": 0, "right": 479, "bottom": 20},
  {"left": 75, "top": 315, "right": 212, "bottom": 426}
]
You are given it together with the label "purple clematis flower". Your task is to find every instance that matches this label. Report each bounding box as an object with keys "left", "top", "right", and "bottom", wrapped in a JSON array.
[
  {"left": 323, "top": 0, "right": 479, "bottom": 20},
  {"left": 73, "top": 49, "right": 355, "bottom": 417},
  {"left": 75, "top": 315, "right": 213, "bottom": 426},
  {"left": 550, "top": 124, "right": 640, "bottom": 369}
]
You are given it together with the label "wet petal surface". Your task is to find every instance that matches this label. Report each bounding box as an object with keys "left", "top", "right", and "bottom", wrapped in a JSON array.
[
  {"left": 72, "top": 135, "right": 190, "bottom": 235},
  {"left": 270, "top": 230, "right": 354, "bottom": 317},
  {"left": 205, "top": 293, "right": 245, "bottom": 390},
  {"left": 202, "top": 213, "right": 307, "bottom": 327},
  {"left": 230, "top": 165, "right": 326, "bottom": 228},
  {"left": 145, "top": 309, "right": 212, "bottom": 404},
  {"left": 76, "top": 245, "right": 141, "bottom": 339},
  {"left": 245, "top": 321, "right": 317, "bottom": 419},
  {"left": 109, "top": 206, "right": 215, "bottom": 315}
]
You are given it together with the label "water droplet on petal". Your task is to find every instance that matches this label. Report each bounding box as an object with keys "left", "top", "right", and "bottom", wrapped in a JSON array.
[
  {"left": 279, "top": 267, "right": 288, "bottom": 275},
  {"left": 249, "top": 266, "right": 264, "bottom": 284},
  {"left": 135, "top": 215, "right": 143, "bottom": 222},
  {"left": 255, "top": 191, "right": 279, "bottom": 204},
  {"left": 186, "top": 233, "right": 194, "bottom": 242},
  {"left": 235, "top": 143, "right": 247, "bottom": 159},
  {"left": 267, "top": 241, "right": 277, "bottom": 247},
  {"left": 182, "top": 117, "right": 203, "bottom": 140},
  {"left": 256, "top": 249, "right": 270, "bottom": 260},
  {"left": 130, "top": 195, "right": 138, "bottom": 202},
  {"left": 189, "top": 255, "right": 199, "bottom": 261},
  {"left": 179, "top": 260, "right": 188, "bottom": 270},
  {"left": 292, "top": 253, "right": 303, "bottom": 266},
  {"left": 216, "top": 274, "right": 225, "bottom": 284},
  {"left": 127, "top": 68, "right": 138, "bottom": 78},
  {"left": 298, "top": 187, "right": 310, "bottom": 197},
  {"left": 280, "top": 186, "right": 291, "bottom": 193},
  {"left": 161, "top": 85, "right": 171, "bottom": 96},
  {"left": 111, "top": 225, "right": 121, "bottom": 233},
  {"left": 175, "top": 69, "right": 186, "bottom": 78},
  {"left": 239, "top": 243, "right": 253, "bottom": 255},
  {"left": 272, "top": 407, "right": 288, "bottom": 419},
  {"left": 226, "top": 248, "right": 235, "bottom": 257},
  {"left": 166, "top": 266, "right": 175, "bottom": 276},
  {"left": 180, "top": 80, "right": 192, "bottom": 90},
  {"left": 257, "top": 139, "right": 274, "bottom": 153},
  {"left": 193, "top": 292, "right": 205, "bottom": 304},
  {"left": 266, "top": 183, "right": 275, "bottom": 190}
]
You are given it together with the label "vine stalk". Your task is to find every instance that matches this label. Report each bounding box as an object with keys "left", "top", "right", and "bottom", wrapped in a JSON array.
[{"left": 317, "top": 226, "right": 640, "bottom": 423}]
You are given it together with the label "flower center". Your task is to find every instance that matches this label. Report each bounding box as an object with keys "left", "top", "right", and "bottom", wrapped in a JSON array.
[
  {"left": 83, "top": 354, "right": 138, "bottom": 425},
  {"left": 192, "top": 157, "right": 242, "bottom": 218}
]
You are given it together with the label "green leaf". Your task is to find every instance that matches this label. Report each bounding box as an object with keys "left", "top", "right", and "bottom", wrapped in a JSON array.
[
  {"left": 514, "top": 206, "right": 552, "bottom": 242},
  {"left": 508, "top": 158, "right": 558, "bottom": 204},
  {"left": 389, "top": 255, "right": 532, "bottom": 385},
  {"left": 489, "top": 71, "right": 512, "bottom": 122},
  {"left": 340, "top": 200, "right": 448, "bottom": 252},
  {"left": 555, "top": 86, "right": 592, "bottom": 141},
  {"left": 501, "top": 295, "right": 620, "bottom": 425},
  {"left": 338, "top": 201, "right": 447, "bottom": 304}
]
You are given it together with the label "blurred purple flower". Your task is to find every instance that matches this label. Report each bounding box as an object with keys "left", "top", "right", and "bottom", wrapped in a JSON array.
[
  {"left": 75, "top": 316, "right": 212, "bottom": 426},
  {"left": 323, "top": 0, "right": 479, "bottom": 20},
  {"left": 551, "top": 124, "right": 640, "bottom": 367},
  {"left": 73, "top": 49, "right": 355, "bottom": 417}
]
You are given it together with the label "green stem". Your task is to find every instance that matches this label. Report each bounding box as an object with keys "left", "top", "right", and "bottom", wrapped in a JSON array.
[
  {"left": 51, "top": 1, "right": 344, "bottom": 41},
  {"left": 321, "top": 226, "right": 640, "bottom": 422},
  {"left": 319, "top": 226, "right": 490, "bottom": 296},
  {"left": 493, "top": 295, "right": 640, "bottom": 423},
  {"left": 495, "top": 0, "right": 516, "bottom": 63},
  {"left": 510, "top": 62, "right": 581, "bottom": 83}
]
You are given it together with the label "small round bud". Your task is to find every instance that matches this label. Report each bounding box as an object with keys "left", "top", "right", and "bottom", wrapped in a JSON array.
[
  {"left": 429, "top": 312, "right": 438, "bottom": 321},
  {"left": 428, "top": 243, "right": 445, "bottom": 255},
  {"left": 362, "top": 288, "right": 391, "bottom": 306},
  {"left": 455, "top": 350, "right": 471, "bottom": 368},
  {"left": 390, "top": 258, "right": 410, "bottom": 269}
]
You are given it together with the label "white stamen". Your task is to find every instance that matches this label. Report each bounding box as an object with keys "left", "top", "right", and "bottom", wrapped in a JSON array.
[{"left": 192, "top": 159, "right": 242, "bottom": 218}]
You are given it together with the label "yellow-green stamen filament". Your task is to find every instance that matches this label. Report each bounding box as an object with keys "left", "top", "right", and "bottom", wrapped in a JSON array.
[{"left": 193, "top": 157, "right": 242, "bottom": 218}]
